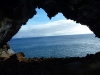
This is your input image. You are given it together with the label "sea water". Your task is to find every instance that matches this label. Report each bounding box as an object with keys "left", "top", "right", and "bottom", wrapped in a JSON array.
[{"left": 8, "top": 34, "right": 100, "bottom": 58}]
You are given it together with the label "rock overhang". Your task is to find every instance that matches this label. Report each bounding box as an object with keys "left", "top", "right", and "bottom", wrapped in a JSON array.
[{"left": 0, "top": 0, "right": 100, "bottom": 47}]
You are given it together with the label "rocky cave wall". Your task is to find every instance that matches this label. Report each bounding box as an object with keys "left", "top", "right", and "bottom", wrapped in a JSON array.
[{"left": 0, "top": 0, "right": 100, "bottom": 48}]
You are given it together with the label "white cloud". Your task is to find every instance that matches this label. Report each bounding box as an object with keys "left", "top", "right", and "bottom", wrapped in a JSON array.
[{"left": 13, "top": 19, "right": 93, "bottom": 38}]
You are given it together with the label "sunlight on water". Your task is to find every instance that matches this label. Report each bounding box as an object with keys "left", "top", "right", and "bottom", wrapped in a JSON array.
[{"left": 9, "top": 34, "right": 100, "bottom": 58}]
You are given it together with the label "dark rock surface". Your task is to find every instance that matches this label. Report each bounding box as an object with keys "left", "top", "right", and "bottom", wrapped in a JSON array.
[
  {"left": 0, "top": 1, "right": 100, "bottom": 75},
  {"left": 0, "top": 52, "right": 100, "bottom": 75},
  {"left": 0, "top": 0, "right": 100, "bottom": 47}
]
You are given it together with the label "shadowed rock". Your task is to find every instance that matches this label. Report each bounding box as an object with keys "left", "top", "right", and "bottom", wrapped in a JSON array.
[
  {"left": 6, "top": 52, "right": 25, "bottom": 62},
  {"left": 0, "top": 1, "right": 100, "bottom": 74},
  {"left": 0, "top": 52, "right": 100, "bottom": 75}
]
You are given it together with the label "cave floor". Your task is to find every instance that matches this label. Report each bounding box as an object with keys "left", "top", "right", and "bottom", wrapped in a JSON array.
[{"left": 0, "top": 52, "right": 100, "bottom": 75}]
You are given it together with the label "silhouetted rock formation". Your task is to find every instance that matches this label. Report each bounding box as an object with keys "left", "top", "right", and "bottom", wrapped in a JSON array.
[
  {"left": 6, "top": 52, "right": 25, "bottom": 62},
  {"left": 0, "top": 52, "right": 100, "bottom": 75},
  {"left": 0, "top": 0, "right": 100, "bottom": 47},
  {"left": 0, "top": 1, "right": 100, "bottom": 74}
]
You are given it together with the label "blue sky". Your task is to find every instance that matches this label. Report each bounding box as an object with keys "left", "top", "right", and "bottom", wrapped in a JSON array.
[{"left": 13, "top": 8, "right": 93, "bottom": 38}]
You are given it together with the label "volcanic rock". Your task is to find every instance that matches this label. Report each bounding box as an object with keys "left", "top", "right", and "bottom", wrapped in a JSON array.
[
  {"left": 0, "top": 43, "right": 14, "bottom": 57},
  {"left": 6, "top": 52, "right": 25, "bottom": 62}
]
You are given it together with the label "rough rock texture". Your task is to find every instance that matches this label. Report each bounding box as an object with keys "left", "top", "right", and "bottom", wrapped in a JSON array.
[
  {"left": 0, "top": 0, "right": 100, "bottom": 48},
  {"left": 0, "top": 1, "right": 100, "bottom": 74},
  {"left": 1, "top": 52, "right": 100, "bottom": 75},
  {"left": 6, "top": 52, "right": 25, "bottom": 62},
  {"left": 0, "top": 43, "right": 14, "bottom": 57}
]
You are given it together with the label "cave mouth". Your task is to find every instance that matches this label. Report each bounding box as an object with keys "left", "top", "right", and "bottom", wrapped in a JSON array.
[
  {"left": 0, "top": 0, "right": 100, "bottom": 58},
  {"left": 1, "top": 1, "right": 100, "bottom": 74},
  {"left": 7, "top": 8, "right": 100, "bottom": 58}
]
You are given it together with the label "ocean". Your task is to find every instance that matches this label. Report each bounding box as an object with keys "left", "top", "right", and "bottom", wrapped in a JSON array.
[{"left": 8, "top": 34, "right": 100, "bottom": 58}]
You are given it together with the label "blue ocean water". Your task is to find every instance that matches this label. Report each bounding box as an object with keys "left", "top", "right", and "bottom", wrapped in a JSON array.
[{"left": 8, "top": 34, "right": 100, "bottom": 58}]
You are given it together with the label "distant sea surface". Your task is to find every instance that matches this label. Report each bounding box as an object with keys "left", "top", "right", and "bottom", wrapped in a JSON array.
[{"left": 8, "top": 34, "right": 100, "bottom": 58}]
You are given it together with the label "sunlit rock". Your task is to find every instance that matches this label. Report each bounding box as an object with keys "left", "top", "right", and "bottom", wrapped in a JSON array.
[{"left": 0, "top": 43, "right": 14, "bottom": 57}]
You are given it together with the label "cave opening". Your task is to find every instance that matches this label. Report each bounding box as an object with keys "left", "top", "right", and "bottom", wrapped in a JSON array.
[
  {"left": 1, "top": 1, "right": 100, "bottom": 74},
  {"left": 7, "top": 8, "right": 100, "bottom": 58}
]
